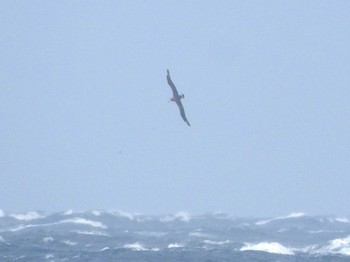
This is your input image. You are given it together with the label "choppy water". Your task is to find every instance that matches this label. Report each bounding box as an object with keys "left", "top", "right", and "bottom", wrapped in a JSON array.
[{"left": 1, "top": 210, "right": 350, "bottom": 261}]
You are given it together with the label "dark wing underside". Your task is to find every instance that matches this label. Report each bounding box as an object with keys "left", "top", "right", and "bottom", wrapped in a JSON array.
[
  {"left": 166, "top": 70, "right": 179, "bottom": 97},
  {"left": 176, "top": 100, "right": 190, "bottom": 126}
]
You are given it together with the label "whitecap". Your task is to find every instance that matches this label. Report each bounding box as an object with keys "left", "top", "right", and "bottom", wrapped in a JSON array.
[
  {"left": 123, "top": 242, "right": 147, "bottom": 251},
  {"left": 161, "top": 211, "right": 191, "bottom": 222},
  {"left": 0, "top": 209, "right": 5, "bottom": 217},
  {"left": 256, "top": 212, "right": 306, "bottom": 225},
  {"left": 189, "top": 231, "right": 208, "bottom": 238},
  {"left": 9, "top": 225, "right": 27, "bottom": 232},
  {"left": 319, "top": 235, "right": 350, "bottom": 256},
  {"left": 8, "top": 217, "right": 106, "bottom": 232},
  {"left": 109, "top": 210, "right": 135, "bottom": 220},
  {"left": 72, "top": 230, "right": 108, "bottom": 236},
  {"left": 240, "top": 242, "right": 294, "bottom": 255},
  {"left": 168, "top": 243, "right": 184, "bottom": 248},
  {"left": 62, "top": 240, "right": 77, "bottom": 246},
  {"left": 204, "top": 239, "right": 230, "bottom": 245},
  {"left": 45, "top": 254, "right": 54, "bottom": 259},
  {"left": 91, "top": 210, "right": 102, "bottom": 216},
  {"left": 43, "top": 237, "right": 54, "bottom": 242},
  {"left": 335, "top": 217, "right": 350, "bottom": 223},
  {"left": 61, "top": 217, "right": 107, "bottom": 229},
  {"left": 174, "top": 211, "right": 191, "bottom": 222},
  {"left": 10, "top": 211, "right": 43, "bottom": 221}
]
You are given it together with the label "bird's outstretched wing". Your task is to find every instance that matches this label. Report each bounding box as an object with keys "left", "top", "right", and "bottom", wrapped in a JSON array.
[
  {"left": 176, "top": 100, "right": 190, "bottom": 126},
  {"left": 166, "top": 69, "right": 179, "bottom": 97}
]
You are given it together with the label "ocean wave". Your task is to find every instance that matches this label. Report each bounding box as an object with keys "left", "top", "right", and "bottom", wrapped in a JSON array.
[
  {"left": 203, "top": 239, "right": 230, "bottom": 245},
  {"left": 318, "top": 235, "right": 350, "bottom": 256},
  {"left": 108, "top": 210, "right": 137, "bottom": 220},
  {"left": 61, "top": 217, "right": 107, "bottom": 229},
  {"left": 91, "top": 210, "right": 102, "bottom": 216},
  {"left": 189, "top": 231, "right": 209, "bottom": 238},
  {"left": 123, "top": 242, "right": 148, "bottom": 251},
  {"left": 160, "top": 211, "right": 191, "bottom": 222},
  {"left": 62, "top": 240, "right": 77, "bottom": 246},
  {"left": 335, "top": 217, "right": 350, "bottom": 224},
  {"left": 2, "top": 210, "right": 350, "bottom": 260},
  {"left": 10, "top": 211, "right": 44, "bottom": 221},
  {"left": 122, "top": 242, "right": 160, "bottom": 251},
  {"left": 45, "top": 254, "right": 54, "bottom": 259},
  {"left": 256, "top": 212, "right": 306, "bottom": 226},
  {"left": 72, "top": 230, "right": 109, "bottom": 236},
  {"left": 99, "top": 247, "right": 110, "bottom": 252},
  {"left": 43, "top": 237, "right": 54, "bottom": 242},
  {"left": 240, "top": 242, "right": 294, "bottom": 255},
  {"left": 168, "top": 243, "right": 184, "bottom": 248},
  {"left": 7, "top": 217, "right": 107, "bottom": 232}
]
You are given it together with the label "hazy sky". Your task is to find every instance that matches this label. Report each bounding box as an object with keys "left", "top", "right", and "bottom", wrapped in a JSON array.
[{"left": 1, "top": 1, "right": 349, "bottom": 217}]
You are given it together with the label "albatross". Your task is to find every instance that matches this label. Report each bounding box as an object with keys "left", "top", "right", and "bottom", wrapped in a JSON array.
[{"left": 166, "top": 70, "right": 190, "bottom": 126}]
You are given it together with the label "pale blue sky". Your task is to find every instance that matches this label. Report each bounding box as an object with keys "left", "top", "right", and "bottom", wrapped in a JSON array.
[{"left": 1, "top": 1, "right": 349, "bottom": 216}]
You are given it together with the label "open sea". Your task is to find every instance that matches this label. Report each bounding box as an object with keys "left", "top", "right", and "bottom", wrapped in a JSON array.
[{"left": 1, "top": 210, "right": 350, "bottom": 261}]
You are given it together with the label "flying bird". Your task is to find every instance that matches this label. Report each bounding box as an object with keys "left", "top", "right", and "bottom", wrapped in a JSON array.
[{"left": 166, "top": 70, "right": 190, "bottom": 126}]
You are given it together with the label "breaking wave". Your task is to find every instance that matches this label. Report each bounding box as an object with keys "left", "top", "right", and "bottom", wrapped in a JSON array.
[{"left": 1, "top": 210, "right": 350, "bottom": 260}]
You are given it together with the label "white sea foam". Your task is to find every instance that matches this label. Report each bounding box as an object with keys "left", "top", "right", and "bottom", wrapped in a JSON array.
[
  {"left": 204, "top": 239, "right": 230, "bottom": 245},
  {"left": 9, "top": 225, "right": 27, "bottom": 232},
  {"left": 10, "top": 211, "right": 43, "bottom": 221},
  {"left": 319, "top": 235, "right": 350, "bottom": 256},
  {"left": 61, "top": 217, "right": 107, "bottom": 229},
  {"left": 189, "top": 231, "right": 208, "bottom": 238},
  {"left": 91, "top": 210, "right": 102, "bottom": 216},
  {"left": 0, "top": 209, "right": 5, "bottom": 217},
  {"left": 99, "top": 247, "right": 110, "bottom": 251},
  {"left": 43, "top": 237, "right": 54, "bottom": 242},
  {"left": 241, "top": 242, "right": 294, "bottom": 255},
  {"left": 0, "top": 236, "right": 5, "bottom": 242},
  {"left": 62, "top": 240, "right": 77, "bottom": 246},
  {"left": 256, "top": 212, "right": 306, "bottom": 225},
  {"left": 123, "top": 242, "right": 147, "bottom": 251},
  {"left": 8, "top": 217, "right": 106, "bottom": 232},
  {"left": 161, "top": 212, "right": 191, "bottom": 222},
  {"left": 168, "top": 243, "right": 184, "bottom": 248},
  {"left": 72, "top": 230, "right": 108, "bottom": 236},
  {"left": 335, "top": 217, "right": 350, "bottom": 223},
  {"left": 45, "top": 254, "right": 54, "bottom": 259},
  {"left": 109, "top": 210, "right": 136, "bottom": 220}
]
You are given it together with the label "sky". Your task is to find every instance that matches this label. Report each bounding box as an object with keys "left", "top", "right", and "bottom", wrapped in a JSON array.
[{"left": 1, "top": 1, "right": 349, "bottom": 217}]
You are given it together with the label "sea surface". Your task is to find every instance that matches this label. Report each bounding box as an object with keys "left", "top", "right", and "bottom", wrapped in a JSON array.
[{"left": 1, "top": 210, "right": 350, "bottom": 261}]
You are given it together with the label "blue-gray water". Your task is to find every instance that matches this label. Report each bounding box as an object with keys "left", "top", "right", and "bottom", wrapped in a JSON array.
[{"left": 1, "top": 210, "right": 350, "bottom": 261}]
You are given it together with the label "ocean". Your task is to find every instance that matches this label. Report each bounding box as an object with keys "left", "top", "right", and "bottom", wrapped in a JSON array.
[{"left": 1, "top": 210, "right": 349, "bottom": 261}]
